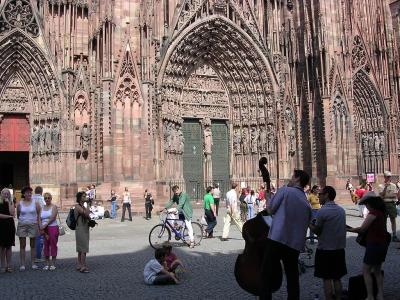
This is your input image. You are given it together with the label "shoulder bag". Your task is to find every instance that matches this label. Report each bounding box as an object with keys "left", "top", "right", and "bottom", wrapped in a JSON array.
[{"left": 57, "top": 211, "right": 66, "bottom": 236}]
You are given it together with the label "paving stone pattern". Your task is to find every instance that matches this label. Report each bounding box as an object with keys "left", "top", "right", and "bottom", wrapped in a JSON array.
[{"left": 1, "top": 206, "right": 400, "bottom": 299}]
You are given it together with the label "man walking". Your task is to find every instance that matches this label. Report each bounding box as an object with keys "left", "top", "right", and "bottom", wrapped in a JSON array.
[
  {"left": 260, "top": 170, "right": 312, "bottom": 300},
  {"left": 221, "top": 183, "right": 243, "bottom": 241},
  {"left": 32, "top": 186, "right": 45, "bottom": 263},
  {"left": 378, "top": 171, "right": 399, "bottom": 242},
  {"left": 204, "top": 186, "right": 217, "bottom": 238},
  {"left": 165, "top": 185, "right": 195, "bottom": 248},
  {"left": 121, "top": 187, "right": 132, "bottom": 222},
  {"left": 310, "top": 186, "right": 347, "bottom": 300}
]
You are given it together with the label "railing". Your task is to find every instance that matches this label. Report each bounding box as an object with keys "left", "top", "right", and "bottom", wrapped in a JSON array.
[{"left": 167, "top": 178, "right": 266, "bottom": 202}]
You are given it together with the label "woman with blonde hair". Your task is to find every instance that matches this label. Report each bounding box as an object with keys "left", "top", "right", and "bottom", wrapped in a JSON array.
[
  {"left": 40, "top": 192, "right": 59, "bottom": 270},
  {"left": 0, "top": 188, "right": 15, "bottom": 273}
]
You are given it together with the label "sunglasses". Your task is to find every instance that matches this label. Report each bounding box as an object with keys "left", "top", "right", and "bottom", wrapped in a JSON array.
[
  {"left": 318, "top": 192, "right": 326, "bottom": 196},
  {"left": 44, "top": 197, "right": 52, "bottom": 200}
]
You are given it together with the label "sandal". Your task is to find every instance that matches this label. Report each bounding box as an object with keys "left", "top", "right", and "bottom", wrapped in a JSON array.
[
  {"left": 189, "top": 242, "right": 195, "bottom": 249},
  {"left": 80, "top": 268, "right": 90, "bottom": 273}
]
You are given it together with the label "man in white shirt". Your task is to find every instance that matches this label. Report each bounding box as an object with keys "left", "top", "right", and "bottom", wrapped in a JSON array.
[
  {"left": 221, "top": 183, "right": 243, "bottom": 241},
  {"left": 213, "top": 183, "right": 221, "bottom": 216}
]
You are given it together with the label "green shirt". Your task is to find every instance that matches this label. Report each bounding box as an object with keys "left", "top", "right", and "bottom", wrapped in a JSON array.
[
  {"left": 204, "top": 193, "right": 214, "bottom": 210},
  {"left": 165, "top": 192, "right": 193, "bottom": 220}
]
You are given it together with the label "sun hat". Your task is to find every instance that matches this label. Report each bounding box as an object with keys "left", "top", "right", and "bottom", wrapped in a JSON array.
[
  {"left": 359, "top": 191, "right": 377, "bottom": 205},
  {"left": 384, "top": 171, "right": 392, "bottom": 177}
]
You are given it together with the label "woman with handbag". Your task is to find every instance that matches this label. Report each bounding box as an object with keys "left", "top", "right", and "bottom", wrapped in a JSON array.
[
  {"left": 40, "top": 192, "right": 59, "bottom": 270},
  {"left": 75, "top": 191, "right": 91, "bottom": 273},
  {"left": 347, "top": 192, "right": 389, "bottom": 300}
]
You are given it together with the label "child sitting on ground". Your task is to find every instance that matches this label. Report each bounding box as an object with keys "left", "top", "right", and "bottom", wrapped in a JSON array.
[
  {"left": 143, "top": 248, "right": 179, "bottom": 285},
  {"left": 163, "top": 242, "right": 184, "bottom": 273}
]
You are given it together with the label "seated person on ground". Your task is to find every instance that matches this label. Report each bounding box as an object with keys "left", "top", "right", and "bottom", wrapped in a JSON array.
[
  {"left": 163, "top": 242, "right": 184, "bottom": 273},
  {"left": 143, "top": 248, "right": 179, "bottom": 285}
]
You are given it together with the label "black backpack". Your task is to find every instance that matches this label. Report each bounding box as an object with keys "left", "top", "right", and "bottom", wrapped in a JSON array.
[
  {"left": 104, "top": 210, "right": 110, "bottom": 218},
  {"left": 66, "top": 207, "right": 77, "bottom": 230}
]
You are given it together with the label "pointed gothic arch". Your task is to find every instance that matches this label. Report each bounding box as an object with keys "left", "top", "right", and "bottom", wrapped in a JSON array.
[
  {"left": 353, "top": 69, "right": 387, "bottom": 174},
  {"left": 156, "top": 15, "right": 278, "bottom": 181}
]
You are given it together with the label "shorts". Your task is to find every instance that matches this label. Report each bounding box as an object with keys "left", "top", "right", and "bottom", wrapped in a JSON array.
[
  {"left": 363, "top": 243, "right": 388, "bottom": 265},
  {"left": 385, "top": 202, "right": 397, "bottom": 219},
  {"left": 16, "top": 223, "right": 39, "bottom": 238},
  {"left": 314, "top": 249, "right": 347, "bottom": 279}
]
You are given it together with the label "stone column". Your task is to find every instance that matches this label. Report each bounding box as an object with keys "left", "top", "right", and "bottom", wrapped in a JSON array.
[{"left": 101, "top": 78, "right": 113, "bottom": 182}]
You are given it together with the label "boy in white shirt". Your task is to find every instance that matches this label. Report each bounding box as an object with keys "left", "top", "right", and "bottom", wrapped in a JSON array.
[{"left": 144, "top": 248, "right": 179, "bottom": 285}]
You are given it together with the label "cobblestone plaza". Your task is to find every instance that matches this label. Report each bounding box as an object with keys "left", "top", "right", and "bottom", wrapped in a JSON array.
[{"left": 1, "top": 207, "right": 399, "bottom": 300}]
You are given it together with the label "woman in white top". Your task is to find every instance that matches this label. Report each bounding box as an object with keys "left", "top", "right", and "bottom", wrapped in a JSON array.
[
  {"left": 16, "top": 186, "right": 41, "bottom": 271},
  {"left": 244, "top": 190, "right": 257, "bottom": 220},
  {"left": 40, "top": 193, "right": 59, "bottom": 270}
]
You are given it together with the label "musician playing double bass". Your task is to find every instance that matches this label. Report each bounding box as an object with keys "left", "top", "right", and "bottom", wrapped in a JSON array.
[{"left": 260, "top": 170, "right": 312, "bottom": 300}]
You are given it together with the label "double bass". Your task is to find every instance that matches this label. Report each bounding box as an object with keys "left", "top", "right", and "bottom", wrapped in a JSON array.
[
  {"left": 234, "top": 212, "right": 282, "bottom": 295},
  {"left": 234, "top": 157, "right": 282, "bottom": 296}
]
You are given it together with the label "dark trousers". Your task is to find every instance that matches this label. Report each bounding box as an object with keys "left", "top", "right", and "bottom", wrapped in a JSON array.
[
  {"left": 153, "top": 274, "right": 175, "bottom": 285},
  {"left": 145, "top": 203, "right": 152, "bottom": 219},
  {"left": 205, "top": 209, "right": 217, "bottom": 236},
  {"left": 121, "top": 203, "right": 132, "bottom": 221},
  {"left": 260, "top": 239, "right": 300, "bottom": 300},
  {"left": 214, "top": 198, "right": 220, "bottom": 216}
]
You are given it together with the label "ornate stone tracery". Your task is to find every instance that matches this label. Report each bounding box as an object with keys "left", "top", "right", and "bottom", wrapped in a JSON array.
[{"left": 0, "top": 0, "right": 40, "bottom": 37}]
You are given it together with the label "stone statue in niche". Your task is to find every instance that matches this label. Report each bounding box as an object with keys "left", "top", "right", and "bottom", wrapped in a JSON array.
[
  {"left": 203, "top": 125, "right": 213, "bottom": 155},
  {"left": 266, "top": 105, "right": 273, "bottom": 119},
  {"left": 38, "top": 123, "right": 46, "bottom": 154},
  {"left": 266, "top": 124, "right": 275, "bottom": 153},
  {"left": 45, "top": 123, "right": 52, "bottom": 153},
  {"left": 171, "top": 124, "right": 179, "bottom": 153},
  {"left": 233, "top": 128, "right": 241, "bottom": 154},
  {"left": 164, "top": 121, "right": 173, "bottom": 152},
  {"left": 379, "top": 132, "right": 385, "bottom": 154},
  {"left": 259, "top": 125, "right": 267, "bottom": 153},
  {"left": 51, "top": 122, "right": 60, "bottom": 153},
  {"left": 80, "top": 123, "right": 90, "bottom": 153},
  {"left": 177, "top": 125, "right": 184, "bottom": 154},
  {"left": 31, "top": 124, "right": 39, "bottom": 154},
  {"left": 250, "top": 127, "right": 259, "bottom": 153},
  {"left": 242, "top": 127, "right": 249, "bottom": 154},
  {"left": 368, "top": 132, "right": 374, "bottom": 154},
  {"left": 361, "top": 132, "right": 368, "bottom": 153},
  {"left": 374, "top": 132, "right": 381, "bottom": 153}
]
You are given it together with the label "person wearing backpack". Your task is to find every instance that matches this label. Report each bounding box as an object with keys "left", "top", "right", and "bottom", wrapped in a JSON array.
[{"left": 74, "top": 191, "right": 90, "bottom": 273}]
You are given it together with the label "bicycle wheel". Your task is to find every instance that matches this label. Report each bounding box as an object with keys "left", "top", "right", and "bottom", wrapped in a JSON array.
[
  {"left": 149, "top": 224, "right": 171, "bottom": 249},
  {"left": 299, "top": 236, "right": 318, "bottom": 267},
  {"left": 183, "top": 222, "right": 204, "bottom": 246}
]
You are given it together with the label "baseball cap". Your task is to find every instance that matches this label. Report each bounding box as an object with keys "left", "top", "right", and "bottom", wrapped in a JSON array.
[{"left": 384, "top": 171, "right": 392, "bottom": 177}]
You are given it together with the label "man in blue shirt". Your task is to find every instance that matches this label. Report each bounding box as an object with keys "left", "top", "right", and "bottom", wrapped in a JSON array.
[{"left": 260, "top": 170, "right": 311, "bottom": 300}]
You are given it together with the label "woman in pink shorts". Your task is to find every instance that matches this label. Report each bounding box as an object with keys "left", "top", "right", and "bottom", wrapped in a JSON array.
[{"left": 40, "top": 193, "right": 59, "bottom": 270}]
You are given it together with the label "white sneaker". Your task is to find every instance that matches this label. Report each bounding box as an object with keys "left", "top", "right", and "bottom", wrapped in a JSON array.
[
  {"left": 49, "top": 265, "right": 56, "bottom": 271},
  {"left": 19, "top": 266, "right": 26, "bottom": 271},
  {"left": 43, "top": 265, "right": 49, "bottom": 271},
  {"left": 31, "top": 264, "right": 39, "bottom": 270}
]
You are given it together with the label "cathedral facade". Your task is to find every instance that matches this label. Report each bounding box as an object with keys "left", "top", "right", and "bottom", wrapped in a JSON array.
[{"left": 0, "top": 0, "right": 400, "bottom": 206}]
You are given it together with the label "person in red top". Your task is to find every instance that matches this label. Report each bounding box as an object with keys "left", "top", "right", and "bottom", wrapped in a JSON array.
[
  {"left": 348, "top": 192, "right": 389, "bottom": 300},
  {"left": 162, "top": 242, "right": 184, "bottom": 273},
  {"left": 352, "top": 181, "right": 368, "bottom": 218}
]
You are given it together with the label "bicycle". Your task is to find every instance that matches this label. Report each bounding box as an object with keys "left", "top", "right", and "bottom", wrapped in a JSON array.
[
  {"left": 149, "top": 210, "right": 203, "bottom": 249},
  {"left": 298, "top": 236, "right": 318, "bottom": 274}
]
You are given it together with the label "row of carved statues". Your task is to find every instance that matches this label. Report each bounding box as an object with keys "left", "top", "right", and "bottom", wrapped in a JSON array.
[
  {"left": 163, "top": 121, "right": 184, "bottom": 153},
  {"left": 361, "top": 131, "right": 385, "bottom": 154},
  {"left": 233, "top": 124, "right": 276, "bottom": 154},
  {"left": 31, "top": 120, "right": 60, "bottom": 155}
]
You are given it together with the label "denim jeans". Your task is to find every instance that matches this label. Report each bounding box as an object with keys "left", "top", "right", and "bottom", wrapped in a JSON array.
[
  {"left": 35, "top": 235, "right": 44, "bottom": 259},
  {"left": 247, "top": 204, "right": 254, "bottom": 220},
  {"left": 205, "top": 209, "right": 217, "bottom": 236},
  {"left": 111, "top": 201, "right": 117, "bottom": 219}
]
